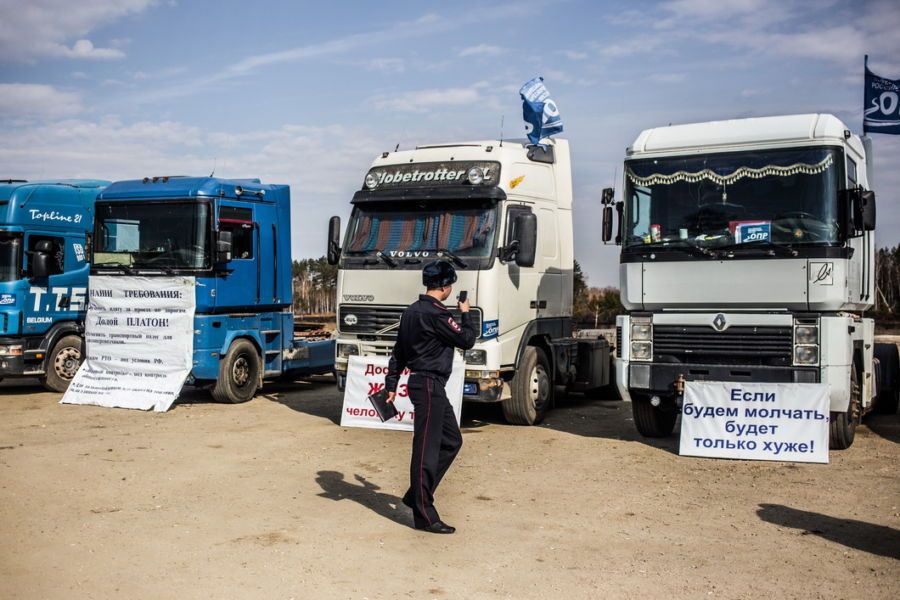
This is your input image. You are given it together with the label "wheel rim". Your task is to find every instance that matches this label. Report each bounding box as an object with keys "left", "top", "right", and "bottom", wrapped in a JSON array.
[
  {"left": 54, "top": 346, "right": 81, "bottom": 380},
  {"left": 529, "top": 364, "right": 551, "bottom": 411},
  {"left": 232, "top": 355, "right": 251, "bottom": 387}
]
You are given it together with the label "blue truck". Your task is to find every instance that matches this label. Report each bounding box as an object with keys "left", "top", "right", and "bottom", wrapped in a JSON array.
[
  {"left": 89, "top": 176, "right": 334, "bottom": 403},
  {"left": 0, "top": 179, "right": 108, "bottom": 391}
]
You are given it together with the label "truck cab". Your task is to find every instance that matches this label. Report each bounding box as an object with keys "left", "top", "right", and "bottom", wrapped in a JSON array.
[
  {"left": 329, "top": 140, "right": 608, "bottom": 424},
  {"left": 91, "top": 177, "right": 334, "bottom": 403},
  {"left": 0, "top": 179, "right": 107, "bottom": 391},
  {"left": 609, "top": 114, "right": 885, "bottom": 448}
]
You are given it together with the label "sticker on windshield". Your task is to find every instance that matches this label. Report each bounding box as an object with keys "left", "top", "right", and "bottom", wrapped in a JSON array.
[{"left": 731, "top": 221, "right": 771, "bottom": 244}]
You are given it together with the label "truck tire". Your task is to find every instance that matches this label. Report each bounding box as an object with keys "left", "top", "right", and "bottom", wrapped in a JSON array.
[
  {"left": 41, "top": 335, "right": 83, "bottom": 393},
  {"left": 874, "top": 345, "right": 899, "bottom": 414},
  {"left": 210, "top": 339, "right": 260, "bottom": 404},
  {"left": 632, "top": 394, "right": 677, "bottom": 438},
  {"left": 502, "top": 346, "right": 552, "bottom": 425},
  {"left": 830, "top": 364, "right": 860, "bottom": 450}
]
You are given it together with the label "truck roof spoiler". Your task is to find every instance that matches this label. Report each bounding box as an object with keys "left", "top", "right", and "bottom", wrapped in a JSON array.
[{"left": 352, "top": 186, "right": 506, "bottom": 204}]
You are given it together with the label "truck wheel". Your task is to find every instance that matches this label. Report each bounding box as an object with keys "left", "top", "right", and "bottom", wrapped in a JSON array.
[
  {"left": 830, "top": 364, "right": 860, "bottom": 450},
  {"left": 210, "top": 339, "right": 260, "bottom": 404},
  {"left": 632, "top": 394, "right": 677, "bottom": 438},
  {"left": 503, "top": 346, "right": 552, "bottom": 425},
  {"left": 41, "top": 335, "right": 84, "bottom": 393}
]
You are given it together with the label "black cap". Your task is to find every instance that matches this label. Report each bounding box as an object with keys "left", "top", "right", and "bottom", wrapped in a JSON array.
[{"left": 422, "top": 259, "right": 457, "bottom": 288}]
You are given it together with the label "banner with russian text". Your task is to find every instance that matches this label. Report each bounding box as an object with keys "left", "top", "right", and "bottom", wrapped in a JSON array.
[
  {"left": 341, "top": 354, "right": 464, "bottom": 431},
  {"left": 61, "top": 276, "right": 195, "bottom": 412},
  {"left": 679, "top": 381, "right": 829, "bottom": 463}
]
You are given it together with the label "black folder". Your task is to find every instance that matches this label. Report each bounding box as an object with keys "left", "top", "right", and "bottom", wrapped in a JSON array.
[{"left": 367, "top": 388, "right": 399, "bottom": 422}]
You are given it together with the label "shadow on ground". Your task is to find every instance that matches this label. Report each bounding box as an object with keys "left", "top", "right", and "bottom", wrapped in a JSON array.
[
  {"left": 315, "top": 470, "right": 413, "bottom": 528},
  {"left": 863, "top": 413, "right": 900, "bottom": 444},
  {"left": 541, "top": 393, "right": 681, "bottom": 454},
  {"left": 757, "top": 504, "right": 900, "bottom": 559},
  {"left": 0, "top": 378, "right": 46, "bottom": 395}
]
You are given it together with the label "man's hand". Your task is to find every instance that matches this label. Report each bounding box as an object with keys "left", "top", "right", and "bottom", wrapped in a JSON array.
[
  {"left": 387, "top": 391, "right": 396, "bottom": 404},
  {"left": 458, "top": 298, "right": 470, "bottom": 313}
]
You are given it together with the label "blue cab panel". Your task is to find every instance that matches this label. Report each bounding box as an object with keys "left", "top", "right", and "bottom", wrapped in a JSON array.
[{"left": 0, "top": 179, "right": 108, "bottom": 385}]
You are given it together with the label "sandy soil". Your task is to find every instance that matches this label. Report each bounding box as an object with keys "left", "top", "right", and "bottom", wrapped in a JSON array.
[{"left": 1, "top": 378, "right": 898, "bottom": 600}]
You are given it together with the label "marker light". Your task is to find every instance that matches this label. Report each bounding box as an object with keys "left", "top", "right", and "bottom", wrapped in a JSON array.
[{"left": 467, "top": 167, "right": 484, "bottom": 185}]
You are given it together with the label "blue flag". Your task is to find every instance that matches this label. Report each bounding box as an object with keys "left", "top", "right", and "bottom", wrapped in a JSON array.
[
  {"left": 520, "top": 77, "right": 563, "bottom": 145},
  {"left": 864, "top": 55, "right": 900, "bottom": 135}
]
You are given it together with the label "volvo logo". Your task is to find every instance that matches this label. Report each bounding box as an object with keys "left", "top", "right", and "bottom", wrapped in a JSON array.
[
  {"left": 343, "top": 294, "right": 374, "bottom": 302},
  {"left": 712, "top": 313, "right": 727, "bottom": 331},
  {"left": 343, "top": 314, "right": 358, "bottom": 326}
]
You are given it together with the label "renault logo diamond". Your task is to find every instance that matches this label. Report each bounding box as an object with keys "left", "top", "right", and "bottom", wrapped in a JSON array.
[{"left": 712, "top": 313, "right": 727, "bottom": 331}]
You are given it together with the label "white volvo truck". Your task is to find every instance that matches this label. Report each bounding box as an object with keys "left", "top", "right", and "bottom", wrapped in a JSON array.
[
  {"left": 608, "top": 113, "right": 899, "bottom": 449},
  {"left": 327, "top": 139, "right": 609, "bottom": 424}
]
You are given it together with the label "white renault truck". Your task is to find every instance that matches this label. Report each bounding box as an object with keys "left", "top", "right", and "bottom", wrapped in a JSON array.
[
  {"left": 608, "top": 113, "right": 899, "bottom": 449},
  {"left": 327, "top": 139, "right": 609, "bottom": 424}
]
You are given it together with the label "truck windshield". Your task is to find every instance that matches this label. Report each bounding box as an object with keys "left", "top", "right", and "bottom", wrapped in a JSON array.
[
  {"left": 623, "top": 147, "right": 843, "bottom": 251},
  {"left": 342, "top": 201, "right": 498, "bottom": 268},
  {"left": 0, "top": 233, "right": 22, "bottom": 281},
  {"left": 93, "top": 201, "right": 211, "bottom": 270}
]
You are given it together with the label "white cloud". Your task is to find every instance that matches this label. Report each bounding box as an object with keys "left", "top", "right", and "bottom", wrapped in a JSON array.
[
  {"left": 458, "top": 44, "right": 506, "bottom": 57},
  {"left": 364, "top": 58, "right": 406, "bottom": 72},
  {"left": 0, "top": 0, "right": 156, "bottom": 62},
  {"left": 562, "top": 50, "right": 588, "bottom": 60},
  {"left": 0, "top": 84, "right": 83, "bottom": 119},
  {"left": 370, "top": 86, "right": 483, "bottom": 113}
]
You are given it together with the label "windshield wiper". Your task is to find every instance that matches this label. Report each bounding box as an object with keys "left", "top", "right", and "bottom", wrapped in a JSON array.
[
  {"left": 428, "top": 248, "right": 468, "bottom": 268},
  {"left": 716, "top": 240, "right": 798, "bottom": 257},
  {"left": 637, "top": 239, "right": 714, "bottom": 258},
  {"left": 362, "top": 249, "right": 397, "bottom": 268}
]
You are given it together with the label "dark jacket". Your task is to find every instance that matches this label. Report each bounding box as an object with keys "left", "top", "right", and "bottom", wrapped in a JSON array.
[{"left": 385, "top": 294, "right": 477, "bottom": 392}]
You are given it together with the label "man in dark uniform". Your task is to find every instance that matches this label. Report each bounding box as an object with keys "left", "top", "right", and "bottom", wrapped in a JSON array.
[{"left": 385, "top": 259, "right": 477, "bottom": 534}]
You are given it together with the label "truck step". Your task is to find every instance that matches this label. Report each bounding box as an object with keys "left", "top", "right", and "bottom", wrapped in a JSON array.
[
  {"left": 261, "top": 330, "right": 281, "bottom": 336},
  {"left": 264, "top": 349, "right": 281, "bottom": 355}
]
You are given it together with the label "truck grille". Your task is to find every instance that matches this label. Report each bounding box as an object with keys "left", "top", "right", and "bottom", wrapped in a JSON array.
[
  {"left": 653, "top": 325, "right": 792, "bottom": 366},
  {"left": 339, "top": 304, "right": 482, "bottom": 340}
]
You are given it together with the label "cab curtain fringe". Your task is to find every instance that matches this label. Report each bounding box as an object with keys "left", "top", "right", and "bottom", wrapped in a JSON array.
[{"left": 626, "top": 155, "right": 834, "bottom": 187}]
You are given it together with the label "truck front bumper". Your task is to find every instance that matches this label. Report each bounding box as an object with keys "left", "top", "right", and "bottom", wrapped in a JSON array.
[
  {"left": 0, "top": 337, "right": 41, "bottom": 377},
  {"left": 628, "top": 361, "right": 820, "bottom": 396}
]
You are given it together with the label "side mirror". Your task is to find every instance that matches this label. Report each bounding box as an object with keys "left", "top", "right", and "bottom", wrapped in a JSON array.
[
  {"left": 600, "top": 187, "right": 615, "bottom": 244},
  {"left": 216, "top": 230, "right": 233, "bottom": 263},
  {"left": 861, "top": 190, "right": 876, "bottom": 231},
  {"left": 514, "top": 213, "right": 537, "bottom": 267},
  {"left": 31, "top": 240, "right": 53, "bottom": 278},
  {"left": 327, "top": 216, "right": 341, "bottom": 265}
]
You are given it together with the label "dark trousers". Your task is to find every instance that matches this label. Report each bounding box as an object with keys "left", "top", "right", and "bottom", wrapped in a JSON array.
[{"left": 404, "top": 373, "right": 462, "bottom": 528}]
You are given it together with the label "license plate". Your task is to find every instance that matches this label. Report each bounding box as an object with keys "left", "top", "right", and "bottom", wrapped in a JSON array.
[{"left": 463, "top": 382, "right": 478, "bottom": 395}]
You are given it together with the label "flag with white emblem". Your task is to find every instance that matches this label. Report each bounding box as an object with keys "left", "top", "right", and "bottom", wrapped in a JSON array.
[{"left": 520, "top": 76, "right": 564, "bottom": 145}]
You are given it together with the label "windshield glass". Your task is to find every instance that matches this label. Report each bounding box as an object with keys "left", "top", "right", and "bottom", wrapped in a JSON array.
[
  {"left": 94, "top": 201, "right": 210, "bottom": 269},
  {"left": 623, "top": 147, "right": 843, "bottom": 250},
  {"left": 0, "top": 233, "right": 22, "bottom": 281},
  {"left": 342, "top": 200, "right": 498, "bottom": 267}
]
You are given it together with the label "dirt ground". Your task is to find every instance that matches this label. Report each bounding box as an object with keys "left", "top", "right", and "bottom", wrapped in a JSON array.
[{"left": 1, "top": 377, "right": 898, "bottom": 600}]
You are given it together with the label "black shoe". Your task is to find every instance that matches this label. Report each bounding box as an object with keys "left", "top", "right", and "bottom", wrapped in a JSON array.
[
  {"left": 401, "top": 493, "right": 413, "bottom": 509},
  {"left": 419, "top": 521, "right": 455, "bottom": 534}
]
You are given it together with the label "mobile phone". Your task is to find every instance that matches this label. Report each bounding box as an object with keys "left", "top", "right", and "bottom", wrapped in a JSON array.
[{"left": 458, "top": 290, "right": 468, "bottom": 303}]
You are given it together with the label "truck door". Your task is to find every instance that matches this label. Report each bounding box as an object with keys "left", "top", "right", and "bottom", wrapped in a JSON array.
[
  {"left": 217, "top": 204, "right": 258, "bottom": 309},
  {"left": 500, "top": 204, "right": 542, "bottom": 329},
  {"left": 24, "top": 233, "right": 86, "bottom": 335}
]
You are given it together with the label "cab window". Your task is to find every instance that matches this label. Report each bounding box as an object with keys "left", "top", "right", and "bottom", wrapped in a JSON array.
[
  {"left": 27, "top": 235, "right": 65, "bottom": 276},
  {"left": 219, "top": 206, "right": 254, "bottom": 259}
]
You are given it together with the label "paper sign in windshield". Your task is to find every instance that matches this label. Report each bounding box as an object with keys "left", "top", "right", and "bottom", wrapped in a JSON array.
[{"left": 732, "top": 221, "right": 771, "bottom": 244}]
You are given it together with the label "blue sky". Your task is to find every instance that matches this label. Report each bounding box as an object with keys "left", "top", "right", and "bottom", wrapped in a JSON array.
[{"left": 1, "top": 0, "right": 898, "bottom": 287}]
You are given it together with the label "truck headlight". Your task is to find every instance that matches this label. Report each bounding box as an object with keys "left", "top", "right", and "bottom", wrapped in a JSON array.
[
  {"left": 364, "top": 173, "right": 379, "bottom": 189},
  {"left": 464, "top": 349, "right": 486, "bottom": 365},
  {"left": 467, "top": 167, "right": 484, "bottom": 185},
  {"left": 794, "top": 325, "right": 818, "bottom": 345},
  {"left": 794, "top": 345, "right": 818, "bottom": 365},
  {"left": 631, "top": 341, "right": 652, "bottom": 361},
  {"left": 0, "top": 344, "right": 23, "bottom": 356},
  {"left": 336, "top": 343, "right": 359, "bottom": 359},
  {"left": 631, "top": 322, "right": 651, "bottom": 341}
]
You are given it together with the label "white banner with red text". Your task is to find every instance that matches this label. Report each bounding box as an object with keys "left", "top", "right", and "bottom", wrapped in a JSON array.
[
  {"left": 341, "top": 354, "right": 464, "bottom": 431},
  {"left": 679, "top": 381, "right": 830, "bottom": 463}
]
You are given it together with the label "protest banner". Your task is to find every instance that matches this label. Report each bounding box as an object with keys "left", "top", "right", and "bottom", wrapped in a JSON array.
[
  {"left": 341, "top": 354, "right": 464, "bottom": 431},
  {"left": 679, "top": 381, "right": 829, "bottom": 463},
  {"left": 61, "top": 276, "right": 195, "bottom": 412}
]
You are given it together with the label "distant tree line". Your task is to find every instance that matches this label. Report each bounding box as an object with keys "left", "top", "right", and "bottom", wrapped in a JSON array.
[
  {"left": 573, "top": 260, "right": 624, "bottom": 328},
  {"left": 874, "top": 245, "right": 900, "bottom": 326},
  {"left": 292, "top": 257, "right": 337, "bottom": 315}
]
